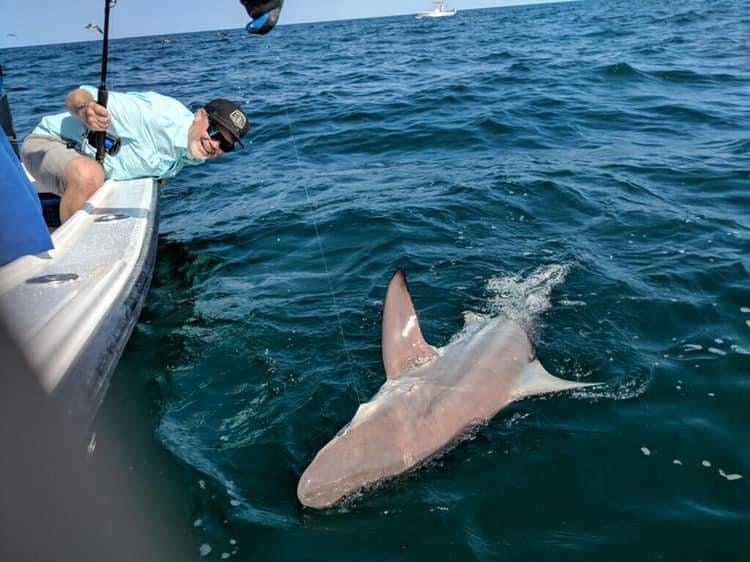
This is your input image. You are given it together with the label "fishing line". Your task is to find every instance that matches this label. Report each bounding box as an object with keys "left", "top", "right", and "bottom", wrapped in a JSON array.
[{"left": 267, "top": 42, "right": 363, "bottom": 404}]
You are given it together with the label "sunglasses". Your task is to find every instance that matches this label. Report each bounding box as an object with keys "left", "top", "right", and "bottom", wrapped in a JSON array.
[{"left": 208, "top": 118, "right": 238, "bottom": 153}]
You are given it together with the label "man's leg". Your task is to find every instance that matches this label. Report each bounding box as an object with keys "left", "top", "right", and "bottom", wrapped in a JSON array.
[
  {"left": 21, "top": 135, "right": 104, "bottom": 224},
  {"left": 60, "top": 157, "right": 104, "bottom": 222}
]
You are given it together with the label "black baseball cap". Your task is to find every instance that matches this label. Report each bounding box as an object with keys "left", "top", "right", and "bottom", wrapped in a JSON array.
[{"left": 204, "top": 99, "right": 250, "bottom": 147}]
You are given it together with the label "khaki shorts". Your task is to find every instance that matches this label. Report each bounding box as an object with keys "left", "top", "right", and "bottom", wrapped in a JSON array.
[{"left": 20, "top": 135, "right": 84, "bottom": 196}]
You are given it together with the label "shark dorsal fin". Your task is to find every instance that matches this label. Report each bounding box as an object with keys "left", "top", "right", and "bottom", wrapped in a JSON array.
[
  {"left": 382, "top": 271, "right": 438, "bottom": 379},
  {"left": 513, "top": 359, "right": 601, "bottom": 400}
]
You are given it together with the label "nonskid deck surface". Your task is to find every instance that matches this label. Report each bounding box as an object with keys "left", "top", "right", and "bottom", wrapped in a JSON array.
[{"left": 0, "top": 177, "right": 158, "bottom": 418}]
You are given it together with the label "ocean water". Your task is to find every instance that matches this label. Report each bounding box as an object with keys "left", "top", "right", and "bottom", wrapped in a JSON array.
[{"left": 3, "top": 0, "right": 749, "bottom": 560}]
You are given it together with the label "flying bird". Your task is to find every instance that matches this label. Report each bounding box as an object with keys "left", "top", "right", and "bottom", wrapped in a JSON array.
[{"left": 85, "top": 23, "right": 104, "bottom": 34}]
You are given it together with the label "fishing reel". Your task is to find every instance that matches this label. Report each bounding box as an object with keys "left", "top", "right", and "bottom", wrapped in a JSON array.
[{"left": 87, "top": 130, "right": 121, "bottom": 156}]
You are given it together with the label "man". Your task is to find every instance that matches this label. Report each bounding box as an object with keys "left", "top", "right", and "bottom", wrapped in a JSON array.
[{"left": 20, "top": 86, "right": 249, "bottom": 223}]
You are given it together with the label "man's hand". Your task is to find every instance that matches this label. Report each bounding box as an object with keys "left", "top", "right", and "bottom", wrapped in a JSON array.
[
  {"left": 66, "top": 88, "right": 110, "bottom": 131},
  {"left": 80, "top": 101, "right": 111, "bottom": 132}
]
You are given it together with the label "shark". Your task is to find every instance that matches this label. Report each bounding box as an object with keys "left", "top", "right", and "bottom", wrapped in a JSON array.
[{"left": 297, "top": 270, "right": 599, "bottom": 509}]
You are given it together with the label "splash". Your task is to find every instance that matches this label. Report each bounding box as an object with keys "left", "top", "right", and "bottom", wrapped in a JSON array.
[{"left": 485, "top": 263, "right": 570, "bottom": 323}]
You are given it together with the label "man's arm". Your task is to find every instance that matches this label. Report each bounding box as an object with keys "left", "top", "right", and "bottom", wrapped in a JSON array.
[{"left": 65, "top": 89, "right": 110, "bottom": 132}]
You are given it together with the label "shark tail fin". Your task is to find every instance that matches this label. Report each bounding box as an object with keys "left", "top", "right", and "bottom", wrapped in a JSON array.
[
  {"left": 513, "top": 359, "right": 601, "bottom": 400},
  {"left": 382, "top": 271, "right": 438, "bottom": 379}
]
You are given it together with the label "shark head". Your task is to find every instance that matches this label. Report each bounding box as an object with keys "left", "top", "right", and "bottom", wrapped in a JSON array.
[
  {"left": 298, "top": 270, "right": 440, "bottom": 508},
  {"left": 297, "top": 397, "right": 413, "bottom": 508}
]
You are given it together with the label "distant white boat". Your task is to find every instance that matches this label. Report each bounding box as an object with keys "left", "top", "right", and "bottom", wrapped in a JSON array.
[{"left": 416, "top": 1, "right": 457, "bottom": 19}]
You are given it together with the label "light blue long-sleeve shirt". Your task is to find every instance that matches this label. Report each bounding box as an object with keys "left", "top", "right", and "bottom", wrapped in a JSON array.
[{"left": 32, "top": 85, "right": 204, "bottom": 180}]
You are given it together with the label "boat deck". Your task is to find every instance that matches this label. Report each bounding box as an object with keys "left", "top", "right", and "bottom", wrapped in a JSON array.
[{"left": 0, "top": 177, "right": 158, "bottom": 420}]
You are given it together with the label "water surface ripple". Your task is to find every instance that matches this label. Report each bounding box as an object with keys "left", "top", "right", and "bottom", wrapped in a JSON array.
[{"left": 3, "top": 0, "right": 748, "bottom": 560}]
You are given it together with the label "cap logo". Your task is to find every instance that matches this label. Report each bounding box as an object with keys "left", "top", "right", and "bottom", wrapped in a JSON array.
[{"left": 229, "top": 109, "right": 247, "bottom": 130}]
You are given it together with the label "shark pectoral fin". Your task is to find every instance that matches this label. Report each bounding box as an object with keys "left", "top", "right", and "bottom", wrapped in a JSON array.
[
  {"left": 382, "top": 271, "right": 438, "bottom": 379},
  {"left": 512, "top": 359, "right": 600, "bottom": 400}
]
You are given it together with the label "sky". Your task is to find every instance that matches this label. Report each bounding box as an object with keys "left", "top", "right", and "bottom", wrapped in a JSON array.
[{"left": 1, "top": 0, "right": 568, "bottom": 48}]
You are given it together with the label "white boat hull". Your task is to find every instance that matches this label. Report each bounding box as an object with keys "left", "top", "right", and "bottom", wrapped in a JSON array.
[
  {"left": 0, "top": 177, "right": 158, "bottom": 422},
  {"left": 416, "top": 9, "right": 457, "bottom": 18},
  {"left": 417, "top": 10, "right": 458, "bottom": 20}
]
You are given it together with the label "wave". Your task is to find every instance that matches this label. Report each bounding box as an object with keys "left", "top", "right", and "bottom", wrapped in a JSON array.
[
  {"left": 649, "top": 68, "right": 739, "bottom": 84},
  {"left": 642, "top": 103, "right": 727, "bottom": 125},
  {"left": 595, "top": 62, "right": 647, "bottom": 79}
]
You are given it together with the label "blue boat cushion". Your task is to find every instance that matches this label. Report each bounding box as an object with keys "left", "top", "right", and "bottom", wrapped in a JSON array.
[{"left": 0, "top": 128, "right": 53, "bottom": 266}]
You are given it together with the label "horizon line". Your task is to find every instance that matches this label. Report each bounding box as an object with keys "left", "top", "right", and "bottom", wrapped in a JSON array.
[{"left": 0, "top": 1, "right": 574, "bottom": 50}]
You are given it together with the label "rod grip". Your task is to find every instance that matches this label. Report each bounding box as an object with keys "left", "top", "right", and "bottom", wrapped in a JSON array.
[{"left": 94, "top": 87, "right": 108, "bottom": 163}]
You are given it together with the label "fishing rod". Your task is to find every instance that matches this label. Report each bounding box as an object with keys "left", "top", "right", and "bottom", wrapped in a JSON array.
[{"left": 93, "top": 0, "right": 116, "bottom": 163}]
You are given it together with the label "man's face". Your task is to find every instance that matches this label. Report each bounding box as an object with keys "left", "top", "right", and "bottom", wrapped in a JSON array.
[{"left": 187, "top": 109, "right": 234, "bottom": 160}]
